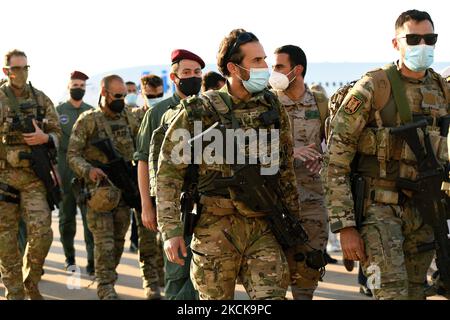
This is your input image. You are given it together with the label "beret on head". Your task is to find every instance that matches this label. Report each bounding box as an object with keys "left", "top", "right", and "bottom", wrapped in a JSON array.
[
  {"left": 171, "top": 49, "right": 205, "bottom": 69},
  {"left": 70, "top": 70, "right": 89, "bottom": 81}
]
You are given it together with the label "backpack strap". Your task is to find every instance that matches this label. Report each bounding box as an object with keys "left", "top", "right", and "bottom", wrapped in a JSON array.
[
  {"left": 202, "top": 90, "right": 240, "bottom": 129},
  {"left": 383, "top": 63, "right": 412, "bottom": 124},
  {"left": 368, "top": 68, "right": 391, "bottom": 111},
  {"left": 310, "top": 88, "right": 329, "bottom": 139},
  {"left": 93, "top": 110, "right": 114, "bottom": 140}
]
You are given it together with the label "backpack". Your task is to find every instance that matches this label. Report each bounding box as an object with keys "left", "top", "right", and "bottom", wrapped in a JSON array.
[{"left": 310, "top": 84, "right": 330, "bottom": 140}]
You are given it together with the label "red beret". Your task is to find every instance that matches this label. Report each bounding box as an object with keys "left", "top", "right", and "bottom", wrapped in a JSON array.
[
  {"left": 70, "top": 71, "right": 89, "bottom": 81},
  {"left": 171, "top": 49, "right": 205, "bottom": 69}
]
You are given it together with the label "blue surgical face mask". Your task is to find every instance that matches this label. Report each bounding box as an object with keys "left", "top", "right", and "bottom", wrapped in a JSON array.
[
  {"left": 236, "top": 64, "right": 270, "bottom": 93},
  {"left": 125, "top": 93, "right": 138, "bottom": 107},
  {"left": 147, "top": 96, "right": 163, "bottom": 107},
  {"left": 404, "top": 44, "right": 434, "bottom": 72}
]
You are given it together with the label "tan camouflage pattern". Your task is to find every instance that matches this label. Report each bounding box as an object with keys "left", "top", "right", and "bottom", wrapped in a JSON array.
[
  {"left": 86, "top": 200, "right": 130, "bottom": 299},
  {"left": 360, "top": 202, "right": 434, "bottom": 299},
  {"left": 148, "top": 105, "right": 183, "bottom": 197},
  {"left": 0, "top": 83, "right": 61, "bottom": 300},
  {"left": 67, "top": 106, "right": 138, "bottom": 299},
  {"left": 274, "top": 86, "right": 329, "bottom": 298},
  {"left": 190, "top": 213, "right": 289, "bottom": 299},
  {"left": 131, "top": 104, "right": 166, "bottom": 294},
  {"left": 322, "top": 64, "right": 449, "bottom": 299},
  {"left": 133, "top": 209, "right": 163, "bottom": 291},
  {"left": 156, "top": 84, "right": 299, "bottom": 299},
  {"left": 157, "top": 85, "right": 300, "bottom": 241},
  {"left": 67, "top": 107, "right": 138, "bottom": 181}
]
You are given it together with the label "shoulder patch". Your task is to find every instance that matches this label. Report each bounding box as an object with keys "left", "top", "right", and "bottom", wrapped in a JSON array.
[
  {"left": 59, "top": 114, "right": 69, "bottom": 125},
  {"left": 344, "top": 95, "right": 363, "bottom": 114}
]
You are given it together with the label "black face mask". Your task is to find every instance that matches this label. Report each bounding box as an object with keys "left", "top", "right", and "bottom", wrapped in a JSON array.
[
  {"left": 70, "top": 88, "right": 85, "bottom": 101},
  {"left": 108, "top": 99, "right": 125, "bottom": 113},
  {"left": 177, "top": 76, "right": 202, "bottom": 96}
]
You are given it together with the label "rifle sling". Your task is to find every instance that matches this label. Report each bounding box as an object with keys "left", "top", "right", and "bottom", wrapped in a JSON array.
[{"left": 383, "top": 63, "right": 412, "bottom": 124}]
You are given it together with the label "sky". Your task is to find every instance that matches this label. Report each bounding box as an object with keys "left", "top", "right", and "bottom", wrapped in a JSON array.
[{"left": 0, "top": 0, "right": 448, "bottom": 101}]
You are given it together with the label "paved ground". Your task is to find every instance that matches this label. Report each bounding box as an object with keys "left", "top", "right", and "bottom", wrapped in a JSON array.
[{"left": 0, "top": 212, "right": 445, "bottom": 300}]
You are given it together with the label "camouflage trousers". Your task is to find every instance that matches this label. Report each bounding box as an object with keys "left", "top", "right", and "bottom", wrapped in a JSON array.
[
  {"left": 360, "top": 200, "right": 434, "bottom": 300},
  {"left": 133, "top": 209, "right": 165, "bottom": 290},
  {"left": 0, "top": 169, "right": 53, "bottom": 300},
  {"left": 190, "top": 212, "right": 289, "bottom": 300},
  {"left": 285, "top": 199, "right": 328, "bottom": 300},
  {"left": 86, "top": 201, "right": 130, "bottom": 299}
]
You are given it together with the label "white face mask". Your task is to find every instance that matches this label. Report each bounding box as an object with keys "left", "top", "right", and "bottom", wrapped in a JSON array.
[{"left": 269, "top": 69, "right": 296, "bottom": 91}]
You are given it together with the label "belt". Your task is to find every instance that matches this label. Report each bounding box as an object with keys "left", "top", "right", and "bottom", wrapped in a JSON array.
[{"left": 199, "top": 195, "right": 267, "bottom": 218}]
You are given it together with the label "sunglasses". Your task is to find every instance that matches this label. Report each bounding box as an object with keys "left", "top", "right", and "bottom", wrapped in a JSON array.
[
  {"left": 146, "top": 93, "right": 163, "bottom": 99},
  {"left": 225, "top": 32, "right": 258, "bottom": 61},
  {"left": 398, "top": 33, "right": 438, "bottom": 46},
  {"left": 107, "top": 91, "right": 127, "bottom": 99},
  {"left": 6, "top": 65, "right": 30, "bottom": 72}
]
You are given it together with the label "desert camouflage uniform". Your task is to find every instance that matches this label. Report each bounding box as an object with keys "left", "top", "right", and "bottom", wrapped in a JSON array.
[
  {"left": 323, "top": 63, "right": 449, "bottom": 299},
  {"left": 67, "top": 107, "right": 139, "bottom": 299},
  {"left": 156, "top": 84, "right": 300, "bottom": 300},
  {"left": 0, "top": 83, "right": 61, "bottom": 299},
  {"left": 274, "top": 85, "right": 329, "bottom": 299}
]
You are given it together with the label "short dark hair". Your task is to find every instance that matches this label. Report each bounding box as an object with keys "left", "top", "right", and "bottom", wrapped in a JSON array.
[
  {"left": 4, "top": 49, "right": 27, "bottom": 66},
  {"left": 395, "top": 9, "right": 434, "bottom": 32},
  {"left": 141, "top": 74, "right": 163, "bottom": 88},
  {"left": 217, "top": 29, "right": 259, "bottom": 76},
  {"left": 101, "top": 74, "right": 124, "bottom": 90},
  {"left": 125, "top": 81, "right": 136, "bottom": 86},
  {"left": 274, "top": 45, "right": 307, "bottom": 78},
  {"left": 202, "top": 71, "right": 226, "bottom": 91}
]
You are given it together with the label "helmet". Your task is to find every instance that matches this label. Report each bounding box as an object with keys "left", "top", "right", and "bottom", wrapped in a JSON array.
[{"left": 87, "top": 178, "right": 121, "bottom": 212}]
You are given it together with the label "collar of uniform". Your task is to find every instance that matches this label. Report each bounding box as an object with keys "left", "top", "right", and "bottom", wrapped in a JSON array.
[
  {"left": 395, "top": 60, "right": 431, "bottom": 84},
  {"left": 67, "top": 100, "right": 89, "bottom": 109},
  {"left": 274, "top": 85, "right": 315, "bottom": 106},
  {"left": 171, "top": 92, "right": 182, "bottom": 105}
]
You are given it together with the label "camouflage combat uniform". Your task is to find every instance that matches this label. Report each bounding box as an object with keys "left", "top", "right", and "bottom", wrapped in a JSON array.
[
  {"left": 0, "top": 83, "right": 61, "bottom": 299},
  {"left": 156, "top": 84, "right": 300, "bottom": 300},
  {"left": 148, "top": 102, "right": 198, "bottom": 299},
  {"left": 274, "top": 85, "right": 329, "bottom": 299},
  {"left": 67, "top": 107, "right": 139, "bottom": 299},
  {"left": 130, "top": 103, "right": 165, "bottom": 297},
  {"left": 323, "top": 62, "right": 449, "bottom": 299}
]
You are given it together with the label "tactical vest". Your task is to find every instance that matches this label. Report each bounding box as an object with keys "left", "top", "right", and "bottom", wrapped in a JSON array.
[
  {"left": 0, "top": 84, "right": 47, "bottom": 169},
  {"left": 92, "top": 109, "right": 138, "bottom": 162},
  {"left": 182, "top": 89, "right": 283, "bottom": 217},
  {"left": 148, "top": 106, "right": 183, "bottom": 197},
  {"left": 356, "top": 64, "right": 448, "bottom": 178},
  {"left": 335, "top": 64, "right": 449, "bottom": 205}
]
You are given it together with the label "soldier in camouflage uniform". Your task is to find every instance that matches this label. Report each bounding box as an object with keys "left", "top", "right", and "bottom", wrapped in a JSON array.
[
  {"left": 137, "top": 50, "right": 205, "bottom": 300},
  {"left": 0, "top": 50, "right": 62, "bottom": 300},
  {"left": 67, "top": 75, "right": 139, "bottom": 300},
  {"left": 270, "top": 45, "right": 329, "bottom": 300},
  {"left": 157, "top": 29, "right": 300, "bottom": 300},
  {"left": 322, "top": 10, "right": 449, "bottom": 299},
  {"left": 130, "top": 74, "right": 165, "bottom": 299}
]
